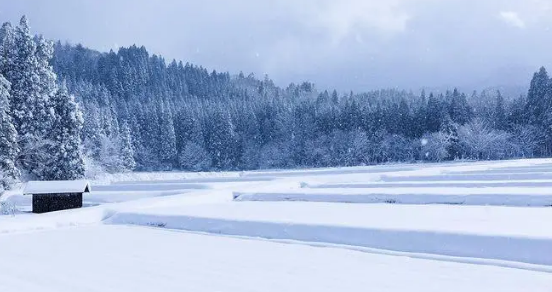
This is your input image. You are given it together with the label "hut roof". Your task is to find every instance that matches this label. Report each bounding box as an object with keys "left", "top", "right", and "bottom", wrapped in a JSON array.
[{"left": 23, "top": 181, "right": 92, "bottom": 195}]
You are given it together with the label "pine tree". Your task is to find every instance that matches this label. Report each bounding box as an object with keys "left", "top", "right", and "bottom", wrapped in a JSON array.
[
  {"left": 526, "top": 67, "right": 550, "bottom": 125},
  {"left": 119, "top": 121, "right": 136, "bottom": 171},
  {"left": 7, "top": 16, "right": 56, "bottom": 178},
  {"left": 157, "top": 100, "right": 177, "bottom": 169},
  {"left": 331, "top": 90, "right": 339, "bottom": 104},
  {"left": 46, "top": 82, "right": 85, "bottom": 180},
  {"left": 441, "top": 115, "right": 460, "bottom": 160},
  {"left": 397, "top": 98, "right": 412, "bottom": 137},
  {"left": 204, "top": 107, "right": 237, "bottom": 169},
  {"left": 10, "top": 16, "right": 40, "bottom": 139},
  {"left": 82, "top": 100, "right": 103, "bottom": 159},
  {"left": 426, "top": 93, "right": 443, "bottom": 133},
  {"left": 0, "top": 22, "right": 16, "bottom": 77},
  {"left": 449, "top": 89, "right": 472, "bottom": 125},
  {"left": 0, "top": 74, "right": 19, "bottom": 188},
  {"left": 494, "top": 91, "right": 507, "bottom": 130},
  {"left": 525, "top": 67, "right": 552, "bottom": 155},
  {"left": 34, "top": 35, "right": 57, "bottom": 134}
]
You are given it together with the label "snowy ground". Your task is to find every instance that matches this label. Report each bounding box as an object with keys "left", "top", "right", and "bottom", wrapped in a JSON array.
[{"left": 1, "top": 158, "right": 552, "bottom": 291}]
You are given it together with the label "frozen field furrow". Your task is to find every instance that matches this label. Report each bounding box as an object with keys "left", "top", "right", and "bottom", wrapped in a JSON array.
[
  {"left": 234, "top": 186, "right": 552, "bottom": 206},
  {"left": 380, "top": 172, "right": 552, "bottom": 181},
  {"left": 234, "top": 192, "right": 552, "bottom": 206},
  {"left": 113, "top": 176, "right": 276, "bottom": 185},
  {"left": 302, "top": 180, "right": 552, "bottom": 189},
  {"left": 106, "top": 202, "right": 552, "bottom": 266},
  {"left": 94, "top": 183, "right": 211, "bottom": 191},
  {"left": 460, "top": 167, "right": 552, "bottom": 174}
]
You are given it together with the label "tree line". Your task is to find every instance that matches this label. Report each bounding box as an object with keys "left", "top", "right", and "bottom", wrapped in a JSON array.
[{"left": 1, "top": 16, "right": 551, "bottom": 189}]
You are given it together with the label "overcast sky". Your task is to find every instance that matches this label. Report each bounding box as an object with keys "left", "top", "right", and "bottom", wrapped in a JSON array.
[{"left": 0, "top": 0, "right": 551, "bottom": 93}]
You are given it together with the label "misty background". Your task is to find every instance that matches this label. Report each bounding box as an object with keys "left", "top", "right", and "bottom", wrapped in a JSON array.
[{"left": 1, "top": 0, "right": 551, "bottom": 94}]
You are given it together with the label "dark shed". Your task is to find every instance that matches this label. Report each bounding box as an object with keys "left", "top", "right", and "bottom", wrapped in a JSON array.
[{"left": 23, "top": 181, "right": 92, "bottom": 214}]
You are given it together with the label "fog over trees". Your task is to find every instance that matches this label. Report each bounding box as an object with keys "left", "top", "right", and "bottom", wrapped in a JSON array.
[{"left": 1, "top": 16, "right": 552, "bottom": 186}]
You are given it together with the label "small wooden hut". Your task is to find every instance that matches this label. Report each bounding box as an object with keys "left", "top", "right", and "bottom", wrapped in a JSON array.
[{"left": 23, "top": 181, "right": 92, "bottom": 214}]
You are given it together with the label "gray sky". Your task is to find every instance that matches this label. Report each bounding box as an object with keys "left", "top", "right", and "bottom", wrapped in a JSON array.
[{"left": 0, "top": 0, "right": 551, "bottom": 93}]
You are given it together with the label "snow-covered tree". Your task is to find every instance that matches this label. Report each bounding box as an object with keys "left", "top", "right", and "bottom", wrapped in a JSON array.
[
  {"left": 178, "top": 142, "right": 210, "bottom": 171},
  {"left": 0, "top": 74, "right": 19, "bottom": 188},
  {"left": 34, "top": 35, "right": 57, "bottom": 133},
  {"left": 157, "top": 101, "right": 177, "bottom": 169},
  {"left": 203, "top": 108, "right": 237, "bottom": 169},
  {"left": 45, "top": 82, "right": 85, "bottom": 180},
  {"left": 0, "top": 22, "right": 16, "bottom": 77},
  {"left": 119, "top": 122, "right": 136, "bottom": 171},
  {"left": 4, "top": 16, "right": 57, "bottom": 178},
  {"left": 420, "top": 131, "right": 452, "bottom": 162},
  {"left": 82, "top": 101, "right": 103, "bottom": 159},
  {"left": 96, "top": 135, "right": 122, "bottom": 173},
  {"left": 493, "top": 91, "right": 507, "bottom": 130},
  {"left": 457, "top": 119, "right": 513, "bottom": 160},
  {"left": 10, "top": 16, "right": 41, "bottom": 139},
  {"left": 509, "top": 124, "right": 540, "bottom": 158},
  {"left": 526, "top": 67, "right": 550, "bottom": 125},
  {"left": 448, "top": 89, "right": 473, "bottom": 125},
  {"left": 379, "top": 133, "right": 415, "bottom": 163}
]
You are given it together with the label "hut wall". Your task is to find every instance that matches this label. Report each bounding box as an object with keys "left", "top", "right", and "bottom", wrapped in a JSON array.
[{"left": 32, "top": 193, "right": 83, "bottom": 214}]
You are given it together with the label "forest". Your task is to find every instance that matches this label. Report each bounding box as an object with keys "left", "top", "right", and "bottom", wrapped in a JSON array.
[{"left": 1, "top": 16, "right": 552, "bottom": 188}]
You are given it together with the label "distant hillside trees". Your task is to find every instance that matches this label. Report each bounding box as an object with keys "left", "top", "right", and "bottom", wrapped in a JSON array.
[{"left": 50, "top": 37, "right": 552, "bottom": 173}]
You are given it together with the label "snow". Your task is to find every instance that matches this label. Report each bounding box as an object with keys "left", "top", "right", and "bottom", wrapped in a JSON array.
[
  {"left": 303, "top": 180, "right": 552, "bottom": 188},
  {"left": 381, "top": 172, "right": 552, "bottom": 181},
  {"left": 2, "top": 225, "right": 551, "bottom": 292},
  {"left": 23, "top": 180, "right": 91, "bottom": 195},
  {"left": 90, "top": 170, "right": 243, "bottom": 185},
  {"left": 106, "top": 203, "right": 552, "bottom": 266},
  {"left": 3, "top": 158, "right": 552, "bottom": 291},
  {"left": 234, "top": 187, "right": 552, "bottom": 206}
]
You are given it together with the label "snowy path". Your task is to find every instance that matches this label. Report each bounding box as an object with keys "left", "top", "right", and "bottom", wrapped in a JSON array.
[{"left": 1, "top": 225, "right": 551, "bottom": 292}]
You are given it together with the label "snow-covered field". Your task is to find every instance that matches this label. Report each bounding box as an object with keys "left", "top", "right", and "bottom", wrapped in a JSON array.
[{"left": 2, "top": 159, "right": 552, "bottom": 291}]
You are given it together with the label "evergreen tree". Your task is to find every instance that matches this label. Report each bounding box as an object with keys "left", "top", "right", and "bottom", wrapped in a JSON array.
[
  {"left": 331, "top": 89, "right": 339, "bottom": 104},
  {"left": 179, "top": 142, "right": 211, "bottom": 171},
  {"left": 46, "top": 82, "right": 85, "bottom": 180},
  {"left": 441, "top": 115, "right": 460, "bottom": 160},
  {"left": 494, "top": 91, "right": 507, "bottom": 130},
  {"left": 397, "top": 98, "right": 412, "bottom": 137},
  {"left": 10, "top": 16, "right": 41, "bottom": 136},
  {"left": 411, "top": 91, "right": 427, "bottom": 138},
  {"left": 426, "top": 93, "right": 443, "bottom": 133},
  {"left": 0, "top": 22, "right": 16, "bottom": 77},
  {"left": 8, "top": 16, "right": 55, "bottom": 177},
  {"left": 82, "top": 100, "right": 103, "bottom": 159},
  {"left": 204, "top": 108, "right": 237, "bottom": 169},
  {"left": 449, "top": 88, "right": 472, "bottom": 125},
  {"left": 157, "top": 101, "right": 177, "bottom": 169},
  {"left": 526, "top": 67, "right": 550, "bottom": 125},
  {"left": 119, "top": 121, "right": 136, "bottom": 171},
  {"left": 34, "top": 35, "right": 57, "bottom": 133},
  {"left": 0, "top": 74, "right": 19, "bottom": 188}
]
